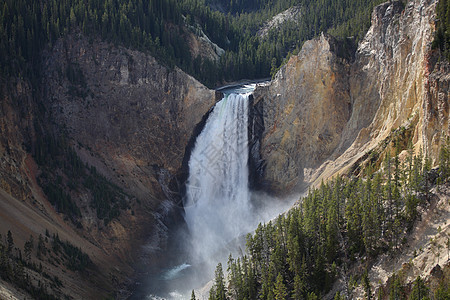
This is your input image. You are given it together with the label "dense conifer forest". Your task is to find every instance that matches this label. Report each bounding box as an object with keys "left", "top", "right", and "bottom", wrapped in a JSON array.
[
  {"left": 0, "top": 229, "right": 92, "bottom": 299},
  {"left": 1, "top": 0, "right": 402, "bottom": 87},
  {"left": 207, "top": 139, "right": 450, "bottom": 299},
  {"left": 33, "top": 134, "right": 131, "bottom": 226},
  {"left": 433, "top": 0, "right": 450, "bottom": 60}
]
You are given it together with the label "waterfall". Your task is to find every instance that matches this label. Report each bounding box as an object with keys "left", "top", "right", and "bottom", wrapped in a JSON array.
[
  {"left": 184, "top": 92, "right": 253, "bottom": 262},
  {"left": 133, "top": 83, "right": 291, "bottom": 300}
]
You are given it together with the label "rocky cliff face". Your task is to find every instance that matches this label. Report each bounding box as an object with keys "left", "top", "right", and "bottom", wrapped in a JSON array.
[
  {"left": 40, "top": 31, "right": 217, "bottom": 267},
  {"left": 43, "top": 33, "right": 215, "bottom": 202},
  {"left": 253, "top": 33, "right": 352, "bottom": 193},
  {"left": 254, "top": 0, "right": 449, "bottom": 192},
  {"left": 0, "top": 31, "right": 216, "bottom": 298},
  {"left": 0, "top": 78, "right": 35, "bottom": 204}
]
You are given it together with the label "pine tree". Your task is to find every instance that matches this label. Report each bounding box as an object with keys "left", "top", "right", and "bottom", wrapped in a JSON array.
[
  {"left": 6, "top": 231, "right": 14, "bottom": 256},
  {"left": 435, "top": 279, "right": 450, "bottom": 300},
  {"left": 388, "top": 274, "right": 405, "bottom": 300},
  {"left": 37, "top": 234, "right": 46, "bottom": 259},
  {"left": 211, "top": 263, "right": 226, "bottom": 300},
  {"left": 24, "top": 235, "right": 34, "bottom": 262},
  {"left": 438, "top": 136, "right": 449, "bottom": 183},
  {"left": 409, "top": 277, "right": 430, "bottom": 300},
  {"left": 412, "top": 149, "right": 423, "bottom": 195},
  {"left": 274, "top": 273, "right": 287, "bottom": 300},
  {"left": 423, "top": 152, "right": 432, "bottom": 202},
  {"left": 362, "top": 269, "right": 372, "bottom": 300},
  {"left": 293, "top": 274, "right": 306, "bottom": 299}
]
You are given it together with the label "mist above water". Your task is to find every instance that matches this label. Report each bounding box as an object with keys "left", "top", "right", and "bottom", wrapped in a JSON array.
[
  {"left": 184, "top": 93, "right": 252, "bottom": 264},
  {"left": 140, "top": 84, "right": 295, "bottom": 299}
]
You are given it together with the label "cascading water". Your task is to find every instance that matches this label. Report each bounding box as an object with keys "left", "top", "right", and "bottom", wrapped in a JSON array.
[
  {"left": 184, "top": 92, "right": 253, "bottom": 263},
  {"left": 136, "top": 83, "right": 293, "bottom": 299}
]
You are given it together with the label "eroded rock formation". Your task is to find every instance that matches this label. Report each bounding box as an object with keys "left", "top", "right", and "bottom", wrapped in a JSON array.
[
  {"left": 0, "top": 32, "right": 216, "bottom": 298},
  {"left": 254, "top": 0, "right": 449, "bottom": 193}
]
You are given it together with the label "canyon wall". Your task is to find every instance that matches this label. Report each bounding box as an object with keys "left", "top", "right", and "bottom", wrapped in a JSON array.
[
  {"left": 42, "top": 33, "right": 216, "bottom": 203},
  {"left": 0, "top": 0, "right": 449, "bottom": 297},
  {"left": 254, "top": 0, "right": 449, "bottom": 193},
  {"left": 0, "top": 32, "right": 216, "bottom": 298}
]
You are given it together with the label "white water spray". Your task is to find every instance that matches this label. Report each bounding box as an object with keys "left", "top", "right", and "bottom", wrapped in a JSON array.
[
  {"left": 184, "top": 93, "right": 253, "bottom": 263},
  {"left": 139, "top": 84, "right": 296, "bottom": 300},
  {"left": 162, "top": 263, "right": 192, "bottom": 280}
]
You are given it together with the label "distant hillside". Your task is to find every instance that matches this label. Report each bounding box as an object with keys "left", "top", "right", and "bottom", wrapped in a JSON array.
[{"left": 1, "top": 0, "right": 392, "bottom": 87}]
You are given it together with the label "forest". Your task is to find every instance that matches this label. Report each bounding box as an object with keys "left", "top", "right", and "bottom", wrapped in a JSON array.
[
  {"left": 1, "top": 0, "right": 401, "bottom": 87},
  {"left": 0, "top": 229, "right": 92, "bottom": 299},
  {"left": 433, "top": 0, "right": 450, "bottom": 60},
  {"left": 34, "top": 134, "right": 131, "bottom": 226},
  {"left": 206, "top": 139, "right": 450, "bottom": 299}
]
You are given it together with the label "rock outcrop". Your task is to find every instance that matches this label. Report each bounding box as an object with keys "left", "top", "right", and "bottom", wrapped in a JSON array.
[
  {"left": 254, "top": 0, "right": 449, "bottom": 193},
  {"left": 253, "top": 33, "right": 352, "bottom": 193},
  {"left": 0, "top": 31, "right": 216, "bottom": 298},
  {"left": 39, "top": 31, "right": 217, "bottom": 269},
  {"left": 0, "top": 78, "right": 35, "bottom": 204},
  {"left": 42, "top": 32, "right": 215, "bottom": 203},
  {"left": 257, "top": 6, "right": 303, "bottom": 38}
]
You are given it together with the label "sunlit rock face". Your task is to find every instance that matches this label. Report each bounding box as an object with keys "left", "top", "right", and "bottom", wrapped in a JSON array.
[
  {"left": 253, "top": 33, "right": 352, "bottom": 193},
  {"left": 253, "top": 0, "right": 449, "bottom": 194}
]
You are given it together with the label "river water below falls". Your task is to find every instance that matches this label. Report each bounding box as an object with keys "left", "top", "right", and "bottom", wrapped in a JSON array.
[{"left": 134, "top": 82, "right": 291, "bottom": 299}]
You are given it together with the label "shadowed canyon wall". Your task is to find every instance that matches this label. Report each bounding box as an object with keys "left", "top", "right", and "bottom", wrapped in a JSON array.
[{"left": 0, "top": 32, "right": 216, "bottom": 298}]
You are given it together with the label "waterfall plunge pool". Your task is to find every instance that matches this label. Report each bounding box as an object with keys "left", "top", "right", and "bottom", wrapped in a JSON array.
[{"left": 131, "top": 81, "right": 292, "bottom": 300}]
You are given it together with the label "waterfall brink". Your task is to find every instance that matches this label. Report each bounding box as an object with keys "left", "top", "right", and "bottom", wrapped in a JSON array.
[{"left": 184, "top": 93, "right": 252, "bottom": 262}]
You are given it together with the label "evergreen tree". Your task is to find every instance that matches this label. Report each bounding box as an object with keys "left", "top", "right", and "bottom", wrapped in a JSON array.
[
  {"left": 273, "top": 273, "right": 287, "bottom": 300},
  {"left": 210, "top": 263, "right": 227, "bottom": 300},
  {"left": 438, "top": 136, "right": 449, "bottom": 183},
  {"left": 389, "top": 274, "right": 405, "bottom": 300},
  {"left": 24, "top": 235, "right": 34, "bottom": 262},
  {"left": 293, "top": 274, "right": 306, "bottom": 299},
  {"left": 6, "top": 231, "right": 14, "bottom": 256},
  {"left": 362, "top": 269, "right": 372, "bottom": 300},
  {"left": 409, "top": 277, "right": 430, "bottom": 300}
]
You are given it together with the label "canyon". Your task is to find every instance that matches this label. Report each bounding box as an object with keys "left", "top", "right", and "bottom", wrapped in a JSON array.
[
  {"left": 0, "top": 0, "right": 448, "bottom": 298},
  {"left": 253, "top": 0, "right": 448, "bottom": 194}
]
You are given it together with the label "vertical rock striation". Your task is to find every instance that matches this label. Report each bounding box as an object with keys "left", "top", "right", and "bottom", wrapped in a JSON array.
[
  {"left": 253, "top": 33, "right": 352, "bottom": 193},
  {"left": 42, "top": 33, "right": 216, "bottom": 203},
  {"left": 253, "top": 0, "right": 449, "bottom": 193}
]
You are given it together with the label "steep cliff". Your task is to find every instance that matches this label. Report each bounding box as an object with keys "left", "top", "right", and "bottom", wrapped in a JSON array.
[
  {"left": 254, "top": 0, "right": 449, "bottom": 193},
  {"left": 42, "top": 32, "right": 215, "bottom": 202},
  {"left": 253, "top": 33, "right": 353, "bottom": 193},
  {"left": 0, "top": 78, "right": 35, "bottom": 205},
  {"left": 0, "top": 31, "right": 216, "bottom": 298},
  {"left": 40, "top": 28, "right": 216, "bottom": 272}
]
